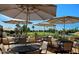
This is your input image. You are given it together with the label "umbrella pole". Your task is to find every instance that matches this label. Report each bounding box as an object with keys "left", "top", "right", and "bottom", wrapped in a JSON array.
[
  {"left": 26, "top": 6, "right": 29, "bottom": 36},
  {"left": 49, "top": 26, "right": 51, "bottom": 36},
  {"left": 53, "top": 24, "right": 56, "bottom": 34},
  {"left": 63, "top": 18, "right": 66, "bottom": 39},
  {"left": 54, "top": 25, "right": 57, "bottom": 38},
  {"left": 44, "top": 25, "right": 45, "bottom": 36}
]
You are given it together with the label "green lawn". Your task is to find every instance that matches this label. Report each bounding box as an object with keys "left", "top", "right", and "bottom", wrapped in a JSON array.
[{"left": 27, "top": 32, "right": 54, "bottom": 37}]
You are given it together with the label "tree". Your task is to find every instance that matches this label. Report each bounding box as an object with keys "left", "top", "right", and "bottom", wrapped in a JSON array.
[
  {"left": 16, "top": 24, "right": 20, "bottom": 28},
  {"left": 21, "top": 24, "right": 31, "bottom": 33},
  {"left": 15, "top": 28, "right": 19, "bottom": 34},
  {"left": 27, "top": 27, "right": 30, "bottom": 32},
  {"left": 32, "top": 26, "right": 35, "bottom": 31},
  {"left": 48, "top": 28, "right": 55, "bottom": 33},
  {"left": 21, "top": 25, "right": 27, "bottom": 33}
]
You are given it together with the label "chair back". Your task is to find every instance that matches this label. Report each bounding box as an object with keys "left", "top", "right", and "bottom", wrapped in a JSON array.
[
  {"left": 3, "top": 38, "right": 10, "bottom": 45},
  {"left": 26, "top": 36, "right": 30, "bottom": 42},
  {"left": 40, "top": 41, "right": 48, "bottom": 54},
  {"left": 0, "top": 44, "right": 6, "bottom": 54},
  {"left": 63, "top": 42, "right": 73, "bottom": 51},
  {"left": 48, "top": 37, "right": 58, "bottom": 47},
  {"left": 40, "top": 41, "right": 48, "bottom": 50}
]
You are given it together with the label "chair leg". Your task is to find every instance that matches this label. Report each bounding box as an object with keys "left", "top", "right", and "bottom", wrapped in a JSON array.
[
  {"left": 45, "top": 50, "right": 48, "bottom": 54},
  {"left": 0, "top": 48, "right": 3, "bottom": 54},
  {"left": 39, "top": 49, "right": 42, "bottom": 54}
]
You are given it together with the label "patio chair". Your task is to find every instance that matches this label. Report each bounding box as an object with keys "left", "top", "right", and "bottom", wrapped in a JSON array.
[
  {"left": 2, "top": 32, "right": 11, "bottom": 44},
  {"left": 2, "top": 32, "right": 16, "bottom": 53},
  {"left": 35, "top": 36, "right": 43, "bottom": 43},
  {"left": 0, "top": 43, "right": 7, "bottom": 54},
  {"left": 0, "top": 32, "right": 10, "bottom": 53},
  {"left": 14, "top": 33, "right": 27, "bottom": 44},
  {"left": 26, "top": 36, "right": 31, "bottom": 43},
  {"left": 47, "top": 37, "right": 59, "bottom": 53},
  {"left": 39, "top": 41, "right": 48, "bottom": 54},
  {"left": 55, "top": 40, "right": 73, "bottom": 54}
]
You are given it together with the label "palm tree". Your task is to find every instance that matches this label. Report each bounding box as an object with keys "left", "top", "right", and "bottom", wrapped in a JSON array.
[
  {"left": 16, "top": 24, "right": 20, "bottom": 28},
  {"left": 32, "top": 26, "right": 35, "bottom": 32}
]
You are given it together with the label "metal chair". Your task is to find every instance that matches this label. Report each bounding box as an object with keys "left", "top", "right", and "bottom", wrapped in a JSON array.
[{"left": 55, "top": 40, "right": 73, "bottom": 54}]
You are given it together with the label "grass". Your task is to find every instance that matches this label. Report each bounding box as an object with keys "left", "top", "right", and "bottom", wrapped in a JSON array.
[
  {"left": 24, "top": 32, "right": 54, "bottom": 42},
  {"left": 69, "top": 33, "right": 79, "bottom": 37},
  {"left": 27, "top": 32, "right": 54, "bottom": 37}
]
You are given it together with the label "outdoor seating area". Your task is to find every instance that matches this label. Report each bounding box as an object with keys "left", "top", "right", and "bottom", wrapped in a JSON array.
[
  {"left": 0, "top": 4, "right": 79, "bottom": 54},
  {"left": 0, "top": 29, "right": 79, "bottom": 54}
]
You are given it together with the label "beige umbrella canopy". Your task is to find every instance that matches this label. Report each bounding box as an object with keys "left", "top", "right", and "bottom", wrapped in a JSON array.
[
  {"left": 48, "top": 16, "right": 76, "bottom": 24},
  {"left": 34, "top": 22, "right": 54, "bottom": 27},
  {"left": 48, "top": 18, "right": 58, "bottom": 24},
  {"left": 48, "top": 16, "right": 79, "bottom": 27},
  {"left": 55, "top": 16, "right": 79, "bottom": 33},
  {"left": 3, "top": 27, "right": 14, "bottom": 31},
  {"left": 57, "top": 16, "right": 79, "bottom": 37},
  {"left": 3, "top": 19, "right": 32, "bottom": 35},
  {"left": 0, "top": 4, "right": 57, "bottom": 20},
  {"left": 48, "top": 16, "right": 79, "bottom": 37},
  {"left": 56, "top": 16, "right": 79, "bottom": 24},
  {"left": 2, "top": 19, "right": 32, "bottom": 24}
]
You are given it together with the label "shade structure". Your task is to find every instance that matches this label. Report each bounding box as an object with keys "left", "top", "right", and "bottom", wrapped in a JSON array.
[
  {"left": 34, "top": 22, "right": 54, "bottom": 30},
  {"left": 47, "top": 18, "right": 59, "bottom": 34},
  {"left": 3, "top": 19, "right": 32, "bottom": 35},
  {"left": 34, "top": 22, "right": 54, "bottom": 27},
  {"left": 48, "top": 18, "right": 58, "bottom": 24},
  {"left": 54, "top": 16, "right": 79, "bottom": 29},
  {"left": 56, "top": 16, "right": 79, "bottom": 24},
  {"left": 34, "top": 22, "right": 54, "bottom": 35},
  {"left": 0, "top": 4, "right": 57, "bottom": 20},
  {"left": 2, "top": 19, "right": 32, "bottom": 24},
  {"left": 48, "top": 16, "right": 79, "bottom": 28},
  {"left": 48, "top": 16, "right": 79, "bottom": 37},
  {"left": 3, "top": 27, "right": 14, "bottom": 31}
]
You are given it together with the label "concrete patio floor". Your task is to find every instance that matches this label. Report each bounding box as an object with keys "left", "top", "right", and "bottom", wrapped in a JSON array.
[{"left": 0, "top": 44, "right": 79, "bottom": 54}]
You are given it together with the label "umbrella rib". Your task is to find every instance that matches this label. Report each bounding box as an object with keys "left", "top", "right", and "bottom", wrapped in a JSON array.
[
  {"left": 35, "top": 7, "right": 55, "bottom": 16},
  {"left": 0, "top": 8, "right": 18, "bottom": 12},
  {"left": 33, "top": 10, "right": 46, "bottom": 20},
  {"left": 13, "top": 9, "right": 25, "bottom": 18}
]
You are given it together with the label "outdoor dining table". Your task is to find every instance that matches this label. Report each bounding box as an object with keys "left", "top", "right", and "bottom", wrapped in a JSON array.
[{"left": 8, "top": 44, "right": 41, "bottom": 54}]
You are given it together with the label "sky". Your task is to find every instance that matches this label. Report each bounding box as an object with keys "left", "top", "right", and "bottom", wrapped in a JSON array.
[{"left": 0, "top": 4, "right": 79, "bottom": 30}]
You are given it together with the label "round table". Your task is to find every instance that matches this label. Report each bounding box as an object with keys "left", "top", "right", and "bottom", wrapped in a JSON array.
[{"left": 9, "top": 44, "right": 40, "bottom": 54}]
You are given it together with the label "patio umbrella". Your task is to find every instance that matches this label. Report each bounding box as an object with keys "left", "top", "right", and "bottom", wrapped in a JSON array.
[
  {"left": 0, "top": 4, "right": 57, "bottom": 34},
  {"left": 0, "top": 4, "right": 56, "bottom": 20},
  {"left": 3, "top": 27, "right": 14, "bottom": 31},
  {"left": 34, "top": 22, "right": 54, "bottom": 35},
  {"left": 2, "top": 19, "right": 32, "bottom": 24},
  {"left": 3, "top": 19, "right": 32, "bottom": 34},
  {"left": 47, "top": 18, "right": 59, "bottom": 34},
  {"left": 48, "top": 17, "right": 72, "bottom": 31},
  {"left": 48, "top": 16, "right": 79, "bottom": 37}
]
